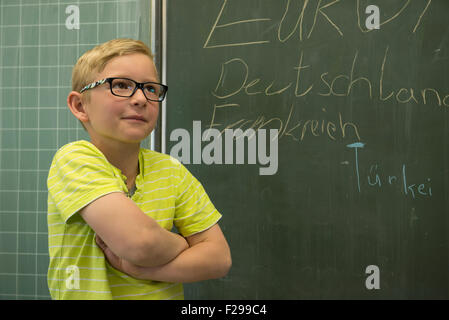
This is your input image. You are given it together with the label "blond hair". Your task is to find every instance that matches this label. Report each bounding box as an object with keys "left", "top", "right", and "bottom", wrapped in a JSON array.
[{"left": 72, "top": 38, "right": 154, "bottom": 93}]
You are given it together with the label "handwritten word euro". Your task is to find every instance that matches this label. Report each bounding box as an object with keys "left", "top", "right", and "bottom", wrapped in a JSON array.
[{"left": 204, "top": 0, "right": 432, "bottom": 48}]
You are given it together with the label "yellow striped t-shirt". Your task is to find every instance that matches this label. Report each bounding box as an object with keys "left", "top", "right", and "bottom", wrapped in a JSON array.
[{"left": 47, "top": 140, "right": 222, "bottom": 300}]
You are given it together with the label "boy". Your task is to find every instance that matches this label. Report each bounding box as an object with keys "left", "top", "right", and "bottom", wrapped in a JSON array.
[{"left": 47, "top": 38, "right": 231, "bottom": 300}]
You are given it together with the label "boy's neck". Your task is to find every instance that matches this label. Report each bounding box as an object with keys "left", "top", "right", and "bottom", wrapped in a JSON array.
[{"left": 91, "top": 139, "right": 140, "bottom": 185}]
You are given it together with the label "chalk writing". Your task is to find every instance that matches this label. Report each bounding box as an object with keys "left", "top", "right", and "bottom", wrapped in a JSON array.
[
  {"left": 211, "top": 49, "right": 449, "bottom": 108},
  {"left": 202, "top": 0, "right": 445, "bottom": 152},
  {"left": 347, "top": 142, "right": 433, "bottom": 199},
  {"left": 208, "top": 104, "right": 361, "bottom": 143},
  {"left": 204, "top": 0, "right": 433, "bottom": 48}
]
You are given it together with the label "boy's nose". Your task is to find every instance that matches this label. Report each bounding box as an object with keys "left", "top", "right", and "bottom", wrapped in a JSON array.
[{"left": 130, "top": 88, "right": 148, "bottom": 105}]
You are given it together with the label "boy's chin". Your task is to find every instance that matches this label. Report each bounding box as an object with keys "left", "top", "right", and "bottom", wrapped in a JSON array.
[
  {"left": 119, "top": 127, "right": 153, "bottom": 140},
  {"left": 88, "top": 128, "right": 153, "bottom": 146},
  {"left": 119, "top": 134, "right": 150, "bottom": 144}
]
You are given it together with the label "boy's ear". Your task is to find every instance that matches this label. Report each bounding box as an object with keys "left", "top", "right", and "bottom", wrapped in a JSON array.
[{"left": 67, "top": 91, "right": 89, "bottom": 123}]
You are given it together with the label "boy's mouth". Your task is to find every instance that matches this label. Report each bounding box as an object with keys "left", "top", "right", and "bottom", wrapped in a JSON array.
[{"left": 122, "top": 115, "right": 147, "bottom": 122}]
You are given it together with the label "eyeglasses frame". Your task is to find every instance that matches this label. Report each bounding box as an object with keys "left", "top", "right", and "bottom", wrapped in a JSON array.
[{"left": 79, "top": 77, "right": 168, "bottom": 102}]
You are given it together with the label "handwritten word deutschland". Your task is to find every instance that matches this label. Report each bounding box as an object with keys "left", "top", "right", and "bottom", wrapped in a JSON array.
[{"left": 212, "top": 47, "right": 449, "bottom": 108}]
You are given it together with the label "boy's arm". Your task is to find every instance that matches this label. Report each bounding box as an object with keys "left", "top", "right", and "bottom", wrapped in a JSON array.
[
  {"left": 98, "top": 224, "right": 232, "bottom": 283},
  {"left": 80, "top": 192, "right": 188, "bottom": 267}
]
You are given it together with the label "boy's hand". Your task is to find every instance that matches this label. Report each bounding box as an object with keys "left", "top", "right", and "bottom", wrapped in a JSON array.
[
  {"left": 97, "top": 224, "right": 231, "bottom": 283},
  {"left": 95, "top": 235, "right": 148, "bottom": 279}
]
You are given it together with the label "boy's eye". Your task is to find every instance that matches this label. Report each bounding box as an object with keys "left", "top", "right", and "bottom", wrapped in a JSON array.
[
  {"left": 112, "top": 79, "right": 134, "bottom": 90},
  {"left": 144, "top": 84, "right": 157, "bottom": 94}
]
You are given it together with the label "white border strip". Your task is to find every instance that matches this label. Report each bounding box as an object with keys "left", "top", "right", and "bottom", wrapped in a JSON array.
[
  {"left": 161, "top": 0, "right": 167, "bottom": 154},
  {"left": 150, "top": 0, "right": 156, "bottom": 150}
]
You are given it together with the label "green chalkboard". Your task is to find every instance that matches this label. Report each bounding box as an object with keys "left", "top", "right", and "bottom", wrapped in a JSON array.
[
  {"left": 0, "top": 0, "right": 151, "bottom": 300},
  {"left": 166, "top": 0, "right": 449, "bottom": 299}
]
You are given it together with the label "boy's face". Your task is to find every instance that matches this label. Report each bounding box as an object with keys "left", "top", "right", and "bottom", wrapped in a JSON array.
[{"left": 81, "top": 53, "right": 159, "bottom": 146}]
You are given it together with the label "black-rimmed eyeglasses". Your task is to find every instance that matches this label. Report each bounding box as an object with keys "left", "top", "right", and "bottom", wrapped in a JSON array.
[{"left": 80, "top": 77, "right": 168, "bottom": 102}]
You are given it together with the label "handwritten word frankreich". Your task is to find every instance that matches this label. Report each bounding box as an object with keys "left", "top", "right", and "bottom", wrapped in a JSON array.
[{"left": 208, "top": 104, "right": 361, "bottom": 143}]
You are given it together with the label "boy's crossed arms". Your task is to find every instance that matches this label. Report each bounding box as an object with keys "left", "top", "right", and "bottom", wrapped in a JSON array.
[{"left": 82, "top": 192, "right": 232, "bottom": 282}]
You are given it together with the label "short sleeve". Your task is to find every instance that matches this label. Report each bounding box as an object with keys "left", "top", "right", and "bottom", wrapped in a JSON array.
[
  {"left": 47, "top": 142, "right": 123, "bottom": 222},
  {"left": 173, "top": 163, "right": 222, "bottom": 237}
]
